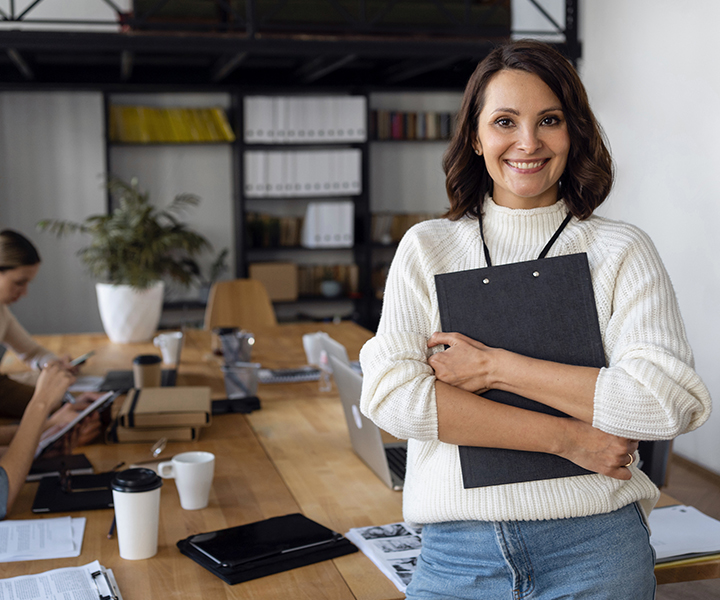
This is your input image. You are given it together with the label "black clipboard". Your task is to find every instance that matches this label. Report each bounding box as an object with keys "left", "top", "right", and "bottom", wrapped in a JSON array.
[
  {"left": 177, "top": 513, "right": 358, "bottom": 584},
  {"left": 435, "top": 252, "right": 606, "bottom": 488}
]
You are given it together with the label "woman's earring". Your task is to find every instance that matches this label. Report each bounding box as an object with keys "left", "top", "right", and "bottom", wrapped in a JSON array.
[{"left": 474, "top": 149, "right": 482, "bottom": 156}]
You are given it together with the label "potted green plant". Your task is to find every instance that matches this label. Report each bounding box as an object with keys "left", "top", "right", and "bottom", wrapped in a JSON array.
[{"left": 37, "top": 176, "right": 210, "bottom": 343}]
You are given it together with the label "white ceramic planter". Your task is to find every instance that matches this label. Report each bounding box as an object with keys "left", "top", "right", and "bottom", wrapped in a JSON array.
[{"left": 96, "top": 281, "right": 165, "bottom": 343}]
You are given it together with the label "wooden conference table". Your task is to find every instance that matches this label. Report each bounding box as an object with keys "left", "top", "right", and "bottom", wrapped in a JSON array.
[{"left": 2, "top": 321, "right": 718, "bottom": 596}]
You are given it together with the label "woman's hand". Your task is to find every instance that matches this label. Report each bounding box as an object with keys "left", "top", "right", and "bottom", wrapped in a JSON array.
[
  {"left": 47, "top": 355, "right": 80, "bottom": 375},
  {"left": 32, "top": 363, "right": 75, "bottom": 415},
  {"left": 428, "top": 332, "right": 499, "bottom": 394},
  {"left": 41, "top": 395, "right": 103, "bottom": 455},
  {"left": 558, "top": 418, "right": 639, "bottom": 480}
]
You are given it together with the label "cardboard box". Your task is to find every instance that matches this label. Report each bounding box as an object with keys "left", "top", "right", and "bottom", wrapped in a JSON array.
[
  {"left": 249, "top": 262, "right": 299, "bottom": 301},
  {"left": 117, "top": 387, "right": 212, "bottom": 428}
]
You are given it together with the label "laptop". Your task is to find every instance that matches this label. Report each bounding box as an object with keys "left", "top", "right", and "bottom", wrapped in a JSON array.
[
  {"left": 328, "top": 354, "right": 406, "bottom": 491},
  {"left": 319, "top": 335, "right": 362, "bottom": 375},
  {"left": 99, "top": 331, "right": 184, "bottom": 392}
]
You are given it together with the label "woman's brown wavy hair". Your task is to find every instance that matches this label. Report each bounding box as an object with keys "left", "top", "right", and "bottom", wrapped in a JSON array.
[{"left": 443, "top": 40, "right": 613, "bottom": 220}]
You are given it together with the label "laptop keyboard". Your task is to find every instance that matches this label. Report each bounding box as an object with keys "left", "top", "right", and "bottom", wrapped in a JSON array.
[{"left": 385, "top": 446, "right": 407, "bottom": 481}]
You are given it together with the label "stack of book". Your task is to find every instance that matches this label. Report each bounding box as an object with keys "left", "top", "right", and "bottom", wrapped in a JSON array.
[
  {"left": 246, "top": 213, "right": 304, "bottom": 248},
  {"left": 371, "top": 212, "right": 440, "bottom": 245},
  {"left": 106, "top": 387, "right": 212, "bottom": 443},
  {"left": 371, "top": 110, "right": 456, "bottom": 141},
  {"left": 297, "top": 264, "right": 359, "bottom": 298},
  {"left": 109, "top": 105, "right": 235, "bottom": 143}
]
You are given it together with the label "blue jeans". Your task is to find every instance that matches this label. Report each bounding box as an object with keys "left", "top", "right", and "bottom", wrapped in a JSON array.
[{"left": 406, "top": 503, "right": 656, "bottom": 600}]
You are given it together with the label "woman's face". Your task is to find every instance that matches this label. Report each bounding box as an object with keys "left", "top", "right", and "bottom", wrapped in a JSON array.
[
  {"left": 474, "top": 69, "right": 571, "bottom": 210},
  {"left": 0, "top": 264, "right": 39, "bottom": 305}
]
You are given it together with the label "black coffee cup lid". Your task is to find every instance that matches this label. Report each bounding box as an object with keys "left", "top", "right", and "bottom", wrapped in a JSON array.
[
  {"left": 111, "top": 468, "right": 163, "bottom": 493},
  {"left": 133, "top": 354, "right": 162, "bottom": 365}
]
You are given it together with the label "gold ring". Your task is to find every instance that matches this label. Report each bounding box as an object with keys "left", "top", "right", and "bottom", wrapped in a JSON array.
[{"left": 624, "top": 453, "right": 634, "bottom": 467}]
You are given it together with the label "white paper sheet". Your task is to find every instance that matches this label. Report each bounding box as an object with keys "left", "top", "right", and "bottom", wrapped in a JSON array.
[
  {"left": 0, "top": 560, "right": 123, "bottom": 600},
  {"left": 0, "top": 517, "right": 85, "bottom": 562},
  {"left": 649, "top": 505, "right": 720, "bottom": 562}
]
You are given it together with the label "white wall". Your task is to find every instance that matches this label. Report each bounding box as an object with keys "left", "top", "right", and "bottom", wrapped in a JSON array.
[
  {"left": 0, "top": 92, "right": 106, "bottom": 334},
  {"left": 580, "top": 0, "right": 720, "bottom": 474}
]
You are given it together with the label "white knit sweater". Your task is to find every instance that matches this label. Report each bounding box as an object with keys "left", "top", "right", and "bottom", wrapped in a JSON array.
[{"left": 360, "top": 197, "right": 712, "bottom": 524}]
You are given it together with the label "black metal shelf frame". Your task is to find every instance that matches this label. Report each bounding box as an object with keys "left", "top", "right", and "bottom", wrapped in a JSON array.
[{"left": 0, "top": 1, "right": 579, "bottom": 88}]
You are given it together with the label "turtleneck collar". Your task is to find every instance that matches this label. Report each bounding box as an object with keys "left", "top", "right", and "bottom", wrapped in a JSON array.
[{"left": 479, "top": 195, "right": 570, "bottom": 266}]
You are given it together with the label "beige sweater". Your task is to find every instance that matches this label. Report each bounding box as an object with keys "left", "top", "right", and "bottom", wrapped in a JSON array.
[
  {"left": 360, "top": 198, "right": 712, "bottom": 523},
  {"left": 0, "top": 304, "right": 56, "bottom": 369}
]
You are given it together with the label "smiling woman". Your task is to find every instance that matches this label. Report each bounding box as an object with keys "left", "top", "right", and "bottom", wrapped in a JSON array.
[{"left": 358, "top": 40, "right": 711, "bottom": 600}]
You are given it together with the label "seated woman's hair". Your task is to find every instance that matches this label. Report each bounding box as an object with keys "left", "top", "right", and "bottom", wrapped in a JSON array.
[
  {"left": 444, "top": 39, "right": 614, "bottom": 221},
  {"left": 0, "top": 229, "right": 41, "bottom": 271}
]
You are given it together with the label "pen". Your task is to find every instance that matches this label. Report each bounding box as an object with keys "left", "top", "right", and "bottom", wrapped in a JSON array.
[{"left": 107, "top": 517, "right": 116, "bottom": 539}]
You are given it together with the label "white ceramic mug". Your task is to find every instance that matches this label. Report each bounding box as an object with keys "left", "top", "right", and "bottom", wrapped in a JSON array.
[
  {"left": 158, "top": 451, "right": 215, "bottom": 510},
  {"left": 153, "top": 331, "right": 183, "bottom": 365},
  {"left": 111, "top": 468, "right": 163, "bottom": 560}
]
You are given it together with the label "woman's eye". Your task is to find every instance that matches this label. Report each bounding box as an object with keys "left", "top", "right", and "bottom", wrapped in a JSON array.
[
  {"left": 494, "top": 118, "right": 514, "bottom": 128},
  {"left": 541, "top": 115, "right": 561, "bottom": 126}
]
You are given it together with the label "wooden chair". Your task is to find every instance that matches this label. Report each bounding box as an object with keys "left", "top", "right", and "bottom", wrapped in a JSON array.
[{"left": 204, "top": 279, "right": 277, "bottom": 331}]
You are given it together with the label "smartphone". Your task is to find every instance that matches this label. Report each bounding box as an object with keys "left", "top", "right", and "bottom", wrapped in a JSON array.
[{"left": 70, "top": 350, "right": 95, "bottom": 367}]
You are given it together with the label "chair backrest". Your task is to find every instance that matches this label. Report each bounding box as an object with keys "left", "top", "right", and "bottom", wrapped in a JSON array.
[{"left": 204, "top": 279, "right": 277, "bottom": 331}]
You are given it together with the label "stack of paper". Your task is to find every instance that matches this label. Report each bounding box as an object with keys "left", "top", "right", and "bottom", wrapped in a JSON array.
[
  {"left": 0, "top": 517, "right": 85, "bottom": 562},
  {"left": 0, "top": 560, "right": 123, "bottom": 599},
  {"left": 649, "top": 505, "right": 720, "bottom": 563}
]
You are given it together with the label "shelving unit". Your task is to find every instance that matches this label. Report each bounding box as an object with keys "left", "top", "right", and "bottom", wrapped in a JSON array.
[
  {"left": 238, "top": 93, "right": 372, "bottom": 325},
  {"left": 0, "top": 0, "right": 580, "bottom": 332}
]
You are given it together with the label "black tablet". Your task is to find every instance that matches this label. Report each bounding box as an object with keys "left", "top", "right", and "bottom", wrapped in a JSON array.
[{"left": 187, "top": 513, "right": 342, "bottom": 569}]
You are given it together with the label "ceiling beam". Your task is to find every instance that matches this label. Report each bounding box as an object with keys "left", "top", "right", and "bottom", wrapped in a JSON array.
[
  {"left": 120, "top": 50, "right": 133, "bottom": 81},
  {"left": 6, "top": 48, "right": 34, "bottom": 80},
  {"left": 384, "top": 56, "right": 459, "bottom": 84},
  {"left": 296, "top": 54, "right": 358, "bottom": 84},
  {"left": 211, "top": 51, "right": 248, "bottom": 82}
]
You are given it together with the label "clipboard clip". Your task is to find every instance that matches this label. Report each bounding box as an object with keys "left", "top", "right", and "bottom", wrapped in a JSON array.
[{"left": 91, "top": 569, "right": 119, "bottom": 600}]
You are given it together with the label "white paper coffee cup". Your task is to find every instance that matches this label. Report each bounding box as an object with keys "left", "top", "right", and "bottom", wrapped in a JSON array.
[
  {"left": 111, "top": 468, "right": 163, "bottom": 560},
  {"left": 158, "top": 451, "right": 215, "bottom": 510},
  {"left": 153, "top": 331, "right": 183, "bottom": 365}
]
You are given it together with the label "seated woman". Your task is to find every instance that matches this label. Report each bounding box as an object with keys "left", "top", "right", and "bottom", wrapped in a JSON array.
[
  {"left": 0, "top": 229, "right": 79, "bottom": 419},
  {"left": 0, "top": 363, "right": 101, "bottom": 519}
]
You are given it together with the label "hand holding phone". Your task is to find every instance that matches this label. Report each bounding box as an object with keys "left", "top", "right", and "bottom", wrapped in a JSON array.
[{"left": 70, "top": 350, "right": 95, "bottom": 367}]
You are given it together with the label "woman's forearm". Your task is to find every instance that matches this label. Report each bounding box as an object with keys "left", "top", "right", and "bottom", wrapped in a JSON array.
[
  {"left": 0, "top": 403, "right": 49, "bottom": 512},
  {"left": 436, "top": 380, "right": 565, "bottom": 453},
  {"left": 428, "top": 332, "right": 600, "bottom": 424},
  {"left": 435, "top": 380, "right": 637, "bottom": 480},
  {"left": 0, "top": 425, "right": 18, "bottom": 446},
  {"left": 492, "top": 350, "right": 599, "bottom": 424}
]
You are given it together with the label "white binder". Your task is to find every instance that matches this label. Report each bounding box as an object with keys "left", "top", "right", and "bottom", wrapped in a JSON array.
[{"left": 301, "top": 201, "right": 354, "bottom": 248}]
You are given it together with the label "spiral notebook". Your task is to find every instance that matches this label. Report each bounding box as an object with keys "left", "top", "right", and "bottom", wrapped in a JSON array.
[{"left": 435, "top": 252, "right": 605, "bottom": 488}]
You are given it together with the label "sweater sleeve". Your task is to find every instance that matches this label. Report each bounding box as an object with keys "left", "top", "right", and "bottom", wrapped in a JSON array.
[
  {"left": 592, "top": 228, "right": 712, "bottom": 439},
  {"left": 359, "top": 228, "right": 440, "bottom": 441},
  {"left": 1, "top": 306, "right": 57, "bottom": 370}
]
